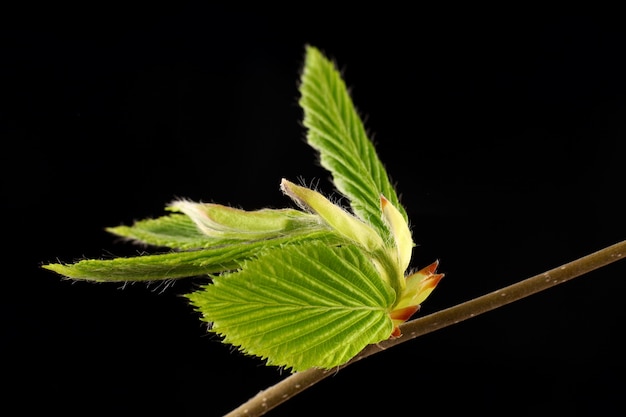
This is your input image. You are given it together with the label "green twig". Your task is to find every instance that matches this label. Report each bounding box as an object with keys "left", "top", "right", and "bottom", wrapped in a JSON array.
[{"left": 224, "top": 239, "right": 626, "bottom": 417}]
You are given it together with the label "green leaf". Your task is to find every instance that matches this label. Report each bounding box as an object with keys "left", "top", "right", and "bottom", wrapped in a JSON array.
[
  {"left": 299, "top": 46, "right": 407, "bottom": 238},
  {"left": 43, "top": 229, "right": 344, "bottom": 282},
  {"left": 106, "top": 213, "right": 217, "bottom": 250},
  {"left": 186, "top": 241, "right": 395, "bottom": 371},
  {"left": 169, "top": 201, "right": 322, "bottom": 241},
  {"left": 108, "top": 204, "right": 326, "bottom": 251}
]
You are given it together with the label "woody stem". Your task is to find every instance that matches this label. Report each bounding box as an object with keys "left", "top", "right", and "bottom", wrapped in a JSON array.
[{"left": 224, "top": 239, "right": 626, "bottom": 417}]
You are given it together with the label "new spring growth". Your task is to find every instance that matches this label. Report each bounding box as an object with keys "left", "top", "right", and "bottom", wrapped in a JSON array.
[{"left": 42, "top": 45, "right": 444, "bottom": 371}]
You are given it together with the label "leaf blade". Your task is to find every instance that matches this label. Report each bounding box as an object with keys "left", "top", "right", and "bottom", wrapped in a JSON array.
[
  {"left": 106, "top": 213, "right": 215, "bottom": 250},
  {"left": 43, "top": 229, "right": 343, "bottom": 282},
  {"left": 299, "top": 46, "right": 407, "bottom": 237},
  {"left": 187, "top": 241, "right": 395, "bottom": 371}
]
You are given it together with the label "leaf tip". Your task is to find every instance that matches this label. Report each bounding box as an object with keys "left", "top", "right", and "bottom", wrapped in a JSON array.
[{"left": 41, "top": 262, "right": 73, "bottom": 278}]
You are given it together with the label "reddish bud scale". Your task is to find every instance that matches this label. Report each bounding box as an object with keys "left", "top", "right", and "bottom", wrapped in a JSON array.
[{"left": 388, "top": 261, "right": 444, "bottom": 337}]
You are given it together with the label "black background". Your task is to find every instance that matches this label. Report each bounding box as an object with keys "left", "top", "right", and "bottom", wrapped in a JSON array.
[{"left": 3, "top": 4, "right": 626, "bottom": 416}]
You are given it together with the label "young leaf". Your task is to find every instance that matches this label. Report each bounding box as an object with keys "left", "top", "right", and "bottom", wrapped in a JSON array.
[
  {"left": 44, "top": 227, "right": 343, "bottom": 282},
  {"left": 170, "top": 201, "right": 321, "bottom": 241},
  {"left": 44, "top": 249, "right": 245, "bottom": 282},
  {"left": 106, "top": 213, "right": 218, "bottom": 250},
  {"left": 107, "top": 205, "right": 323, "bottom": 250},
  {"left": 299, "top": 45, "right": 407, "bottom": 238},
  {"left": 280, "top": 178, "right": 383, "bottom": 253},
  {"left": 186, "top": 241, "right": 395, "bottom": 371}
]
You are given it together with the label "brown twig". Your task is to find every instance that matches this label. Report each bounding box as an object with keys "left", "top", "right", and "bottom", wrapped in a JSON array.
[{"left": 224, "top": 240, "right": 626, "bottom": 417}]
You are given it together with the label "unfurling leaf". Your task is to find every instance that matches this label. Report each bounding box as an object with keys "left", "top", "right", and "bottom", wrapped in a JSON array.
[
  {"left": 169, "top": 201, "right": 320, "bottom": 241},
  {"left": 280, "top": 179, "right": 383, "bottom": 252}
]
